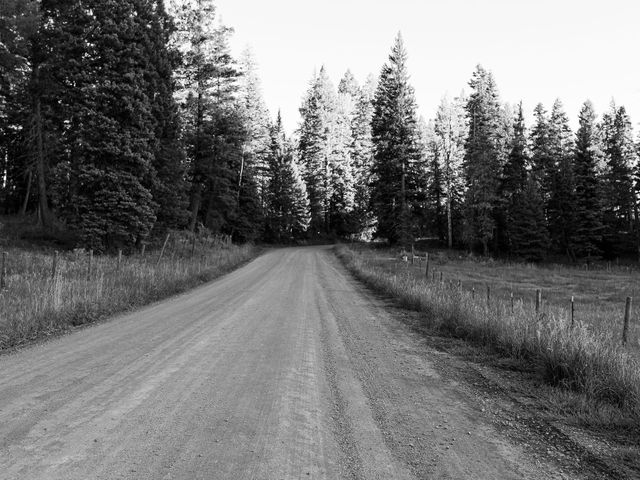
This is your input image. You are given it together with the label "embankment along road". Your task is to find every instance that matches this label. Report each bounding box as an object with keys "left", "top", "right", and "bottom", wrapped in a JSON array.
[{"left": 0, "top": 247, "right": 601, "bottom": 479}]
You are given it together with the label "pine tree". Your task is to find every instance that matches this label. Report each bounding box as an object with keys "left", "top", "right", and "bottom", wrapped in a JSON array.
[
  {"left": 530, "top": 103, "right": 554, "bottom": 203},
  {"left": 143, "top": 0, "right": 189, "bottom": 233},
  {"left": 462, "top": 65, "right": 502, "bottom": 255},
  {"left": 326, "top": 70, "right": 360, "bottom": 235},
  {"left": 546, "top": 99, "right": 577, "bottom": 259},
  {"left": 41, "top": 0, "right": 161, "bottom": 249},
  {"left": 599, "top": 102, "right": 636, "bottom": 256},
  {"left": 509, "top": 175, "right": 549, "bottom": 262},
  {"left": 573, "top": 100, "right": 602, "bottom": 259},
  {"left": 371, "top": 33, "right": 423, "bottom": 246},
  {"left": 501, "top": 102, "right": 529, "bottom": 253},
  {"left": 434, "top": 94, "right": 467, "bottom": 248},
  {"left": 423, "top": 119, "right": 445, "bottom": 242},
  {"left": 265, "top": 113, "right": 310, "bottom": 242},
  {"left": 297, "top": 67, "right": 337, "bottom": 235},
  {"left": 0, "top": 0, "right": 39, "bottom": 214},
  {"left": 349, "top": 74, "right": 376, "bottom": 237},
  {"left": 237, "top": 48, "right": 271, "bottom": 211}
]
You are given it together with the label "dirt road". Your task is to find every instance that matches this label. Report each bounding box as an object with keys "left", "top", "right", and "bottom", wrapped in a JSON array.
[{"left": 0, "top": 247, "right": 601, "bottom": 479}]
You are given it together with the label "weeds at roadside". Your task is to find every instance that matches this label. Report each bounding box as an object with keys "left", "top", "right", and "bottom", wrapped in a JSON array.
[
  {"left": 335, "top": 245, "right": 640, "bottom": 424},
  {"left": 0, "top": 234, "right": 256, "bottom": 351}
]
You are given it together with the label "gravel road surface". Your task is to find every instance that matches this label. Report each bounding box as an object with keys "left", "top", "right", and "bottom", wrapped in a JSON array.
[{"left": 0, "top": 247, "right": 588, "bottom": 479}]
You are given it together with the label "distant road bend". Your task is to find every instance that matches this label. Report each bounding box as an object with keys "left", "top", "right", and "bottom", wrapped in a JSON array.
[{"left": 0, "top": 247, "right": 579, "bottom": 479}]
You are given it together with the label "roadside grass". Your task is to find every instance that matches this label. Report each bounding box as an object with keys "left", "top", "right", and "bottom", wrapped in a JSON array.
[
  {"left": 335, "top": 245, "right": 640, "bottom": 422},
  {"left": 0, "top": 233, "right": 257, "bottom": 351}
]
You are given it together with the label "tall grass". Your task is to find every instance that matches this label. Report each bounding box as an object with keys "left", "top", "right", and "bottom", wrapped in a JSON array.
[
  {"left": 336, "top": 245, "right": 640, "bottom": 418},
  {"left": 0, "top": 234, "right": 256, "bottom": 350}
]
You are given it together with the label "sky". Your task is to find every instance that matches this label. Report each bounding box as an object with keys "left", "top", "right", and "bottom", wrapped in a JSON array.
[{"left": 215, "top": 0, "right": 640, "bottom": 135}]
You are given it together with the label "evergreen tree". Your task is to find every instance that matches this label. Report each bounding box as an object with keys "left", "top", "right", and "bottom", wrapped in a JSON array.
[
  {"left": 349, "top": 74, "right": 376, "bottom": 237},
  {"left": 423, "top": 119, "right": 445, "bottom": 242},
  {"left": 265, "top": 113, "right": 310, "bottom": 242},
  {"left": 144, "top": 0, "right": 189, "bottom": 233},
  {"left": 501, "top": 102, "right": 529, "bottom": 252},
  {"left": 434, "top": 94, "right": 467, "bottom": 248},
  {"left": 0, "top": 0, "right": 39, "bottom": 214},
  {"left": 330, "top": 70, "right": 357, "bottom": 236},
  {"left": 370, "top": 33, "right": 423, "bottom": 246},
  {"left": 42, "top": 0, "right": 161, "bottom": 249},
  {"left": 237, "top": 48, "right": 271, "bottom": 211},
  {"left": 509, "top": 175, "right": 549, "bottom": 262},
  {"left": 462, "top": 65, "right": 502, "bottom": 255},
  {"left": 530, "top": 103, "right": 554, "bottom": 203},
  {"left": 573, "top": 100, "right": 603, "bottom": 259},
  {"left": 297, "top": 67, "right": 338, "bottom": 235},
  {"left": 547, "top": 99, "right": 577, "bottom": 259},
  {"left": 173, "top": 2, "right": 244, "bottom": 235},
  {"left": 599, "top": 102, "right": 636, "bottom": 256}
]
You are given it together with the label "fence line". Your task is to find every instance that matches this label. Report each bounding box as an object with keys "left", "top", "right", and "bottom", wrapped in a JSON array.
[{"left": 392, "top": 248, "right": 635, "bottom": 346}]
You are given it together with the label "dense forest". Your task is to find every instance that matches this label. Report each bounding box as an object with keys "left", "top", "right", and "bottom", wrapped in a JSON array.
[{"left": 1, "top": 1, "right": 639, "bottom": 261}]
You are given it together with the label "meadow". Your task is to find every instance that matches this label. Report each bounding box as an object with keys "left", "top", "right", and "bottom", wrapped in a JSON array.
[
  {"left": 336, "top": 244, "right": 640, "bottom": 421},
  {"left": 0, "top": 233, "right": 256, "bottom": 351}
]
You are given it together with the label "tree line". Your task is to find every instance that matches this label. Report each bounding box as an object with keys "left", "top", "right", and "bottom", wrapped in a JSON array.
[{"left": 2, "top": 1, "right": 639, "bottom": 261}]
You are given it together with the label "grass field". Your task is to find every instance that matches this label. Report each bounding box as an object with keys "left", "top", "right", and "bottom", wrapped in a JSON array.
[
  {"left": 0, "top": 233, "right": 256, "bottom": 351},
  {"left": 336, "top": 244, "right": 640, "bottom": 421},
  {"left": 357, "top": 245, "right": 640, "bottom": 346}
]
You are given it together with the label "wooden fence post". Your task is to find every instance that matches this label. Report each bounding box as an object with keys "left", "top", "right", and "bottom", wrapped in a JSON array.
[
  {"left": 425, "top": 253, "right": 430, "bottom": 279},
  {"left": 486, "top": 285, "right": 491, "bottom": 305},
  {"left": 191, "top": 235, "right": 196, "bottom": 258},
  {"left": 622, "top": 296, "right": 632, "bottom": 345},
  {"left": 570, "top": 296, "right": 575, "bottom": 327},
  {"left": 1, "top": 251, "right": 7, "bottom": 290},
  {"left": 117, "top": 249, "right": 123, "bottom": 272},
  {"left": 87, "top": 249, "right": 93, "bottom": 278},
  {"left": 411, "top": 245, "right": 415, "bottom": 265},
  {"left": 510, "top": 292, "right": 514, "bottom": 313},
  {"left": 141, "top": 244, "right": 146, "bottom": 257},
  {"left": 52, "top": 251, "right": 58, "bottom": 279},
  {"left": 440, "top": 272, "right": 443, "bottom": 283},
  {"left": 157, "top": 233, "right": 171, "bottom": 266},
  {"left": 535, "top": 289, "right": 541, "bottom": 314}
]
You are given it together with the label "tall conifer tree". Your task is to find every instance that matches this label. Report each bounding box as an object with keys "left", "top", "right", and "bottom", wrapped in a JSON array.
[
  {"left": 547, "top": 100, "right": 577, "bottom": 259},
  {"left": 370, "top": 33, "right": 423, "bottom": 246},
  {"left": 573, "top": 100, "right": 602, "bottom": 259},
  {"left": 462, "top": 65, "right": 502, "bottom": 255}
]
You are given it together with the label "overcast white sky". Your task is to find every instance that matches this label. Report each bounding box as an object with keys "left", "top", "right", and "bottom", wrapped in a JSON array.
[{"left": 216, "top": 0, "right": 640, "bottom": 134}]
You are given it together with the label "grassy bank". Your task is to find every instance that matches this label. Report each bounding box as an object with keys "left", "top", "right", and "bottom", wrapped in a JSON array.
[
  {"left": 0, "top": 236, "right": 256, "bottom": 351},
  {"left": 336, "top": 245, "right": 640, "bottom": 420}
]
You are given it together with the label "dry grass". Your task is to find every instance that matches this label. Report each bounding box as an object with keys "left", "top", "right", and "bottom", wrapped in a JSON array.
[
  {"left": 0, "top": 233, "right": 256, "bottom": 350},
  {"left": 336, "top": 245, "right": 640, "bottom": 420}
]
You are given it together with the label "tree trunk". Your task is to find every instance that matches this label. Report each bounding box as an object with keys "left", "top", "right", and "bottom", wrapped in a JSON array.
[
  {"left": 34, "top": 94, "right": 53, "bottom": 228},
  {"left": 446, "top": 175, "right": 453, "bottom": 249},
  {"left": 20, "top": 170, "right": 33, "bottom": 216},
  {"left": 188, "top": 183, "right": 202, "bottom": 232}
]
